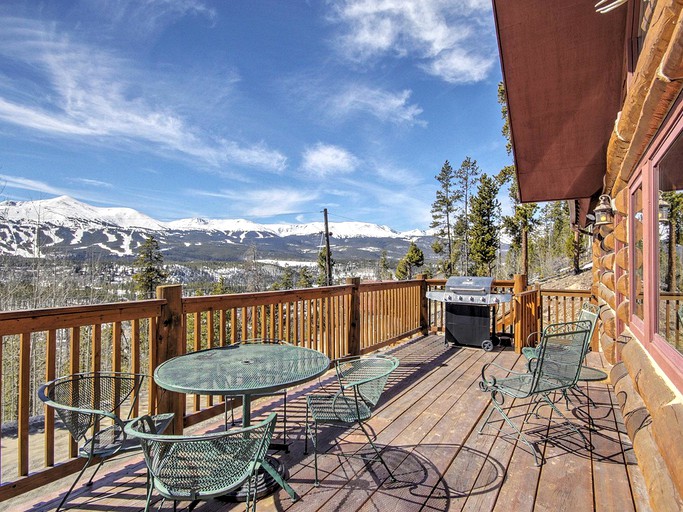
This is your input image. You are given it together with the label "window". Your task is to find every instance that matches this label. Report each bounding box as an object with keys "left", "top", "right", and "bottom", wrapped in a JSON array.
[
  {"left": 626, "top": 96, "right": 683, "bottom": 389},
  {"left": 656, "top": 131, "right": 683, "bottom": 356}
]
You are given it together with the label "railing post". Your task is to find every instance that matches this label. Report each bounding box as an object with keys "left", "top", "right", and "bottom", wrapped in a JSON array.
[
  {"left": 417, "top": 274, "right": 429, "bottom": 335},
  {"left": 347, "top": 277, "right": 361, "bottom": 356},
  {"left": 513, "top": 274, "right": 528, "bottom": 354},
  {"left": 155, "top": 284, "right": 185, "bottom": 434}
]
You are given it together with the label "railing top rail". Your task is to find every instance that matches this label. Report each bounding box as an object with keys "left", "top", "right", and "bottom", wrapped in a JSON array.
[
  {"left": 540, "top": 289, "right": 591, "bottom": 298},
  {"left": 0, "top": 299, "right": 166, "bottom": 336},
  {"left": 359, "top": 280, "right": 422, "bottom": 292},
  {"left": 182, "top": 284, "right": 354, "bottom": 313}
]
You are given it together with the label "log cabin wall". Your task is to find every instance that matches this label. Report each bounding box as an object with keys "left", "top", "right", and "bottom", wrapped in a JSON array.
[{"left": 601, "top": 1, "right": 683, "bottom": 509}]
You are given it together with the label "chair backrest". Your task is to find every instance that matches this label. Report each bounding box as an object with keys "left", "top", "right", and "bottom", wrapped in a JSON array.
[
  {"left": 577, "top": 302, "right": 599, "bottom": 347},
  {"left": 336, "top": 355, "right": 399, "bottom": 408},
  {"left": 238, "top": 337, "right": 289, "bottom": 345},
  {"left": 125, "top": 412, "right": 276, "bottom": 501},
  {"left": 530, "top": 320, "right": 592, "bottom": 395},
  {"left": 38, "top": 372, "right": 145, "bottom": 443}
]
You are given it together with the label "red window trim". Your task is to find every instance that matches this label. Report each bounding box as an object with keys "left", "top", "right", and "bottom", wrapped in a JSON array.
[{"left": 627, "top": 95, "right": 683, "bottom": 391}]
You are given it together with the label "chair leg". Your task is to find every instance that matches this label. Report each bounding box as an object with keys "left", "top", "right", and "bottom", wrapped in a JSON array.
[
  {"left": 313, "top": 421, "right": 320, "bottom": 487},
  {"left": 304, "top": 401, "right": 309, "bottom": 455},
  {"left": 358, "top": 420, "right": 396, "bottom": 482},
  {"left": 490, "top": 395, "right": 542, "bottom": 466},
  {"left": 478, "top": 405, "right": 495, "bottom": 434},
  {"left": 541, "top": 394, "right": 591, "bottom": 449},
  {"left": 282, "top": 392, "right": 287, "bottom": 442},
  {"left": 56, "top": 454, "right": 94, "bottom": 512},
  {"left": 86, "top": 457, "right": 106, "bottom": 486}
]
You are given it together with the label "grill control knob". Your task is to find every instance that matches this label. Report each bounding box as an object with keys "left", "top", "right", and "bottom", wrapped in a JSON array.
[
  {"left": 458, "top": 295, "right": 463, "bottom": 301},
  {"left": 493, "top": 297, "right": 499, "bottom": 303},
  {"left": 469, "top": 296, "right": 475, "bottom": 302},
  {"left": 446, "top": 294, "right": 453, "bottom": 301},
  {"left": 481, "top": 297, "right": 486, "bottom": 302}
]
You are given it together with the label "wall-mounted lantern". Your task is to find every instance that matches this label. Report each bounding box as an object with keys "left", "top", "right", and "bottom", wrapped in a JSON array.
[
  {"left": 659, "top": 194, "right": 671, "bottom": 223},
  {"left": 593, "top": 194, "right": 614, "bottom": 226}
]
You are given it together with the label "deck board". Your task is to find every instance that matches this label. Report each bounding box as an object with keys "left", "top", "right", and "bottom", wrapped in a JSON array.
[{"left": 4, "top": 335, "right": 651, "bottom": 512}]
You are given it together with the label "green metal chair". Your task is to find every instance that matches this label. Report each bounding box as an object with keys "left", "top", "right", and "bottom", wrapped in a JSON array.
[
  {"left": 522, "top": 302, "right": 599, "bottom": 406},
  {"left": 37, "top": 372, "right": 174, "bottom": 512},
  {"left": 304, "top": 354, "right": 399, "bottom": 486},
  {"left": 479, "top": 320, "right": 592, "bottom": 465},
  {"left": 126, "top": 412, "right": 276, "bottom": 512},
  {"left": 224, "top": 338, "right": 289, "bottom": 445},
  {"left": 522, "top": 301, "right": 599, "bottom": 361}
]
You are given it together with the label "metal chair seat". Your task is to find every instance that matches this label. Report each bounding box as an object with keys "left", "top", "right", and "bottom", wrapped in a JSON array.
[
  {"left": 304, "top": 354, "right": 399, "bottom": 486},
  {"left": 306, "top": 393, "right": 372, "bottom": 423},
  {"left": 126, "top": 412, "right": 276, "bottom": 511}
]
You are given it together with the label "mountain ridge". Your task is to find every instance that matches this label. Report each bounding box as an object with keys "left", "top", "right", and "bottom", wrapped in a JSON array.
[{"left": 1, "top": 196, "right": 435, "bottom": 262}]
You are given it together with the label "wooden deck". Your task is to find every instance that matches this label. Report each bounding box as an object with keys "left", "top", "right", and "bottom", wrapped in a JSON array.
[{"left": 6, "top": 335, "right": 652, "bottom": 512}]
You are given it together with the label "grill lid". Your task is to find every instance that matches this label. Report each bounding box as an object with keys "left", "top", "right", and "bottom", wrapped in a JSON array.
[
  {"left": 445, "top": 276, "right": 494, "bottom": 295},
  {"left": 427, "top": 275, "right": 511, "bottom": 305}
]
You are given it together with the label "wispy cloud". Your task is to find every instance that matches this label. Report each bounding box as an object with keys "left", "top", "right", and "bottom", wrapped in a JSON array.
[
  {"left": 191, "top": 187, "right": 317, "bottom": 217},
  {"left": 0, "top": 174, "right": 68, "bottom": 196},
  {"left": 328, "top": 85, "right": 425, "bottom": 126},
  {"left": 330, "top": 0, "right": 495, "bottom": 84},
  {"left": 0, "top": 16, "right": 286, "bottom": 172},
  {"left": 68, "top": 178, "right": 114, "bottom": 188},
  {"left": 301, "top": 143, "right": 359, "bottom": 178}
]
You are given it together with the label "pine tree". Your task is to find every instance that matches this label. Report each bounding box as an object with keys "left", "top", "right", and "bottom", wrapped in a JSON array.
[
  {"left": 662, "top": 191, "right": 683, "bottom": 291},
  {"left": 316, "top": 247, "right": 335, "bottom": 286},
  {"left": 455, "top": 156, "right": 481, "bottom": 274},
  {"left": 396, "top": 242, "right": 424, "bottom": 280},
  {"left": 469, "top": 175, "right": 501, "bottom": 276},
  {"left": 297, "top": 267, "right": 314, "bottom": 288},
  {"left": 272, "top": 265, "right": 294, "bottom": 290},
  {"left": 497, "top": 82, "right": 538, "bottom": 276},
  {"left": 430, "top": 160, "right": 461, "bottom": 276},
  {"left": 132, "top": 236, "right": 167, "bottom": 298},
  {"left": 211, "top": 276, "right": 230, "bottom": 295},
  {"left": 377, "top": 250, "right": 391, "bottom": 280}
]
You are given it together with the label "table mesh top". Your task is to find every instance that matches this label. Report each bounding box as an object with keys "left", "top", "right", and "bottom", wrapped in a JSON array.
[{"left": 154, "top": 344, "right": 331, "bottom": 395}]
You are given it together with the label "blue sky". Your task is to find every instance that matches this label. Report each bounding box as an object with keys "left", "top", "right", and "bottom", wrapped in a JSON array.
[{"left": 0, "top": 0, "right": 510, "bottom": 232}]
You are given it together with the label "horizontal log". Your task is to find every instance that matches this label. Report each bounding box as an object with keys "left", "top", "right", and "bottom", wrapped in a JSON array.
[
  {"left": 652, "top": 402, "right": 683, "bottom": 498},
  {"left": 616, "top": 246, "right": 630, "bottom": 271},
  {"left": 601, "top": 271, "right": 615, "bottom": 292},
  {"left": 601, "top": 305, "right": 616, "bottom": 338},
  {"left": 601, "top": 232, "right": 616, "bottom": 252},
  {"left": 617, "top": 274, "right": 629, "bottom": 296},
  {"left": 614, "top": 187, "right": 629, "bottom": 215},
  {"left": 601, "top": 332, "right": 616, "bottom": 363},
  {"left": 602, "top": 252, "right": 615, "bottom": 272},
  {"left": 617, "top": 298, "right": 630, "bottom": 324},
  {"left": 614, "top": 217, "right": 628, "bottom": 244}
]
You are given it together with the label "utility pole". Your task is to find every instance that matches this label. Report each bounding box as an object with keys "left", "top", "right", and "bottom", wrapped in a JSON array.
[{"left": 323, "top": 208, "right": 332, "bottom": 286}]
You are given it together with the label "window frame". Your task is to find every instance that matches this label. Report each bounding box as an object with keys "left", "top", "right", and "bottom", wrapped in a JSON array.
[{"left": 627, "top": 95, "right": 683, "bottom": 390}]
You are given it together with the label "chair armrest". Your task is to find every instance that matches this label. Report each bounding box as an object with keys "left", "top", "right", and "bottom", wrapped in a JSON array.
[
  {"left": 526, "top": 331, "right": 541, "bottom": 345},
  {"left": 479, "top": 362, "right": 528, "bottom": 392}
]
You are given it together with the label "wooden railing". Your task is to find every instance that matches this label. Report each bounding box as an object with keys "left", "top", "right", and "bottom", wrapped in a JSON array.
[{"left": 0, "top": 277, "right": 426, "bottom": 500}]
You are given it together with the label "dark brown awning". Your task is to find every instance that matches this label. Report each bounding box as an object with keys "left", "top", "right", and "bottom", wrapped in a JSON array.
[{"left": 492, "top": 0, "right": 627, "bottom": 204}]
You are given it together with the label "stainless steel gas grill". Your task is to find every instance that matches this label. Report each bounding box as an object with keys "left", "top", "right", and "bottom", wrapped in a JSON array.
[{"left": 426, "top": 276, "right": 512, "bottom": 351}]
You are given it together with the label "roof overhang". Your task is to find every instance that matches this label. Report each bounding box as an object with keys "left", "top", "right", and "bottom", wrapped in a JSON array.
[{"left": 492, "top": 0, "right": 628, "bottom": 207}]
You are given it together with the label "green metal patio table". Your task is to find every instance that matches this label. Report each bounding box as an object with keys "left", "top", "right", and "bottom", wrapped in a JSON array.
[{"left": 154, "top": 342, "right": 331, "bottom": 501}]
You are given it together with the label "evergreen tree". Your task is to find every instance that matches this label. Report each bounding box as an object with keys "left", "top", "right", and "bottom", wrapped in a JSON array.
[
  {"left": 430, "top": 160, "right": 461, "bottom": 276},
  {"left": 497, "top": 82, "right": 538, "bottom": 276},
  {"left": 272, "top": 265, "right": 294, "bottom": 290},
  {"left": 316, "top": 246, "right": 335, "bottom": 286},
  {"left": 211, "top": 276, "right": 230, "bottom": 295},
  {"left": 662, "top": 191, "right": 683, "bottom": 291},
  {"left": 396, "top": 242, "right": 424, "bottom": 280},
  {"left": 455, "top": 156, "right": 481, "bottom": 274},
  {"left": 469, "top": 175, "right": 501, "bottom": 276},
  {"left": 377, "top": 250, "right": 392, "bottom": 280},
  {"left": 297, "top": 267, "right": 314, "bottom": 288},
  {"left": 132, "top": 236, "right": 167, "bottom": 298}
]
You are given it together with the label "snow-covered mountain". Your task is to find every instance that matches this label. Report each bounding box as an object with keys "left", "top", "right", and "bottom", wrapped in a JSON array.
[{"left": 0, "top": 196, "right": 433, "bottom": 262}]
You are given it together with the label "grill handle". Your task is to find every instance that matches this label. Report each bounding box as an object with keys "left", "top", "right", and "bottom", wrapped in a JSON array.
[{"left": 448, "top": 287, "right": 487, "bottom": 294}]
